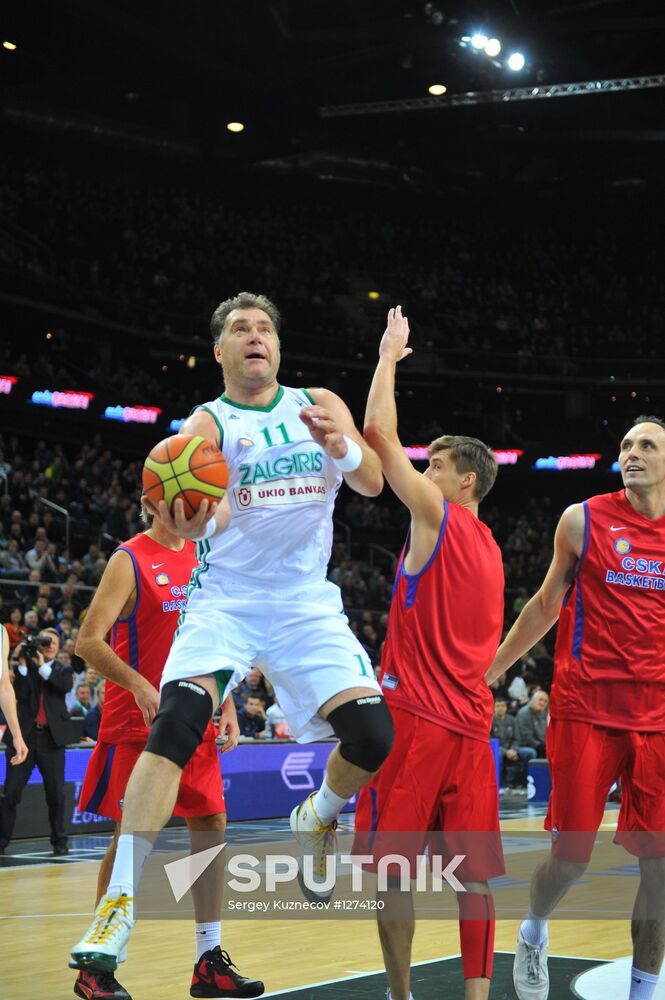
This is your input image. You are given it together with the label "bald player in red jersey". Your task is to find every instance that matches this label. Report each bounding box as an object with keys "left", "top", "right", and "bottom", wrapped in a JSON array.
[
  {"left": 487, "top": 415, "right": 665, "bottom": 1000},
  {"left": 73, "top": 514, "right": 263, "bottom": 1000},
  {"left": 355, "top": 307, "right": 505, "bottom": 1000}
]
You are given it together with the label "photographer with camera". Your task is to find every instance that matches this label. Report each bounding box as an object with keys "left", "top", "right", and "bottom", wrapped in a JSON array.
[{"left": 0, "top": 627, "right": 73, "bottom": 856}]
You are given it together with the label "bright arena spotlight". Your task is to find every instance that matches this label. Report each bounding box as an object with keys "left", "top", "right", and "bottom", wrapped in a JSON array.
[
  {"left": 507, "top": 51, "right": 526, "bottom": 71},
  {"left": 470, "top": 33, "right": 488, "bottom": 50}
]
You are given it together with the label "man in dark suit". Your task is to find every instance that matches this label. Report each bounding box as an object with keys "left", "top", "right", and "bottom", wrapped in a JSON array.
[{"left": 0, "top": 627, "right": 74, "bottom": 855}]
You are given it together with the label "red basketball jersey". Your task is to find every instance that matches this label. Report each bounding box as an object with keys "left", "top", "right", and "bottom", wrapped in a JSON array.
[
  {"left": 99, "top": 533, "right": 203, "bottom": 743},
  {"left": 552, "top": 490, "right": 665, "bottom": 731},
  {"left": 381, "top": 501, "right": 504, "bottom": 742}
]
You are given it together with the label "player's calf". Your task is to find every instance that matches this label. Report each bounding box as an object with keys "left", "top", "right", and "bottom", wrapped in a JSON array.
[{"left": 458, "top": 891, "right": 495, "bottom": 986}]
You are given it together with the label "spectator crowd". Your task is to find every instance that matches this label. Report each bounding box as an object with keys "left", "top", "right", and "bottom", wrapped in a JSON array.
[{"left": 1, "top": 151, "right": 663, "bottom": 411}]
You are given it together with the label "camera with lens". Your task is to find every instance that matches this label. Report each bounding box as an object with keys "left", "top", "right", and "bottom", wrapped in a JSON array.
[{"left": 18, "top": 634, "right": 53, "bottom": 667}]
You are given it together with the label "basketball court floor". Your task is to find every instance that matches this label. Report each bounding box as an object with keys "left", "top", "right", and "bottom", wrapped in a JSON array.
[{"left": 0, "top": 800, "right": 657, "bottom": 1000}]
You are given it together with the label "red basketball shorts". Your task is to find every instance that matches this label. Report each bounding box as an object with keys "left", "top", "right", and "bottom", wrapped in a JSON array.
[
  {"left": 545, "top": 719, "right": 665, "bottom": 861},
  {"left": 354, "top": 707, "right": 504, "bottom": 882},
  {"left": 78, "top": 737, "right": 226, "bottom": 821}
]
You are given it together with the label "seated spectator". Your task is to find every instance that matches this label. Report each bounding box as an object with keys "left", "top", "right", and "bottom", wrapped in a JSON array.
[
  {"left": 237, "top": 695, "right": 266, "bottom": 739},
  {"left": 22, "top": 609, "right": 40, "bottom": 636},
  {"left": 233, "top": 667, "right": 272, "bottom": 710},
  {"left": 490, "top": 697, "right": 520, "bottom": 789},
  {"left": 507, "top": 672, "right": 529, "bottom": 709},
  {"left": 24, "top": 538, "right": 56, "bottom": 577},
  {"left": 516, "top": 691, "right": 549, "bottom": 761},
  {"left": 32, "top": 592, "right": 56, "bottom": 630},
  {"left": 360, "top": 622, "right": 379, "bottom": 664},
  {"left": 264, "top": 697, "right": 293, "bottom": 739},
  {"left": 70, "top": 681, "right": 92, "bottom": 718},
  {"left": 0, "top": 540, "right": 29, "bottom": 578},
  {"left": 82, "top": 679, "right": 104, "bottom": 740},
  {"left": 57, "top": 616, "right": 74, "bottom": 642},
  {"left": 81, "top": 543, "right": 101, "bottom": 577},
  {"left": 54, "top": 582, "right": 83, "bottom": 616},
  {"left": 84, "top": 666, "right": 101, "bottom": 698},
  {"left": 4, "top": 606, "right": 27, "bottom": 649}
]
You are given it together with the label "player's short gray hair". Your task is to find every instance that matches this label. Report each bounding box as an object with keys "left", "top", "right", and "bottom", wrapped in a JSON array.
[
  {"left": 210, "top": 292, "right": 281, "bottom": 344},
  {"left": 631, "top": 413, "right": 665, "bottom": 434}
]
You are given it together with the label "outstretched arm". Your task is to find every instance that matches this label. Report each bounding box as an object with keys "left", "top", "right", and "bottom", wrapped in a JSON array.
[
  {"left": 485, "top": 504, "right": 585, "bottom": 684},
  {"left": 364, "top": 306, "right": 444, "bottom": 530}
]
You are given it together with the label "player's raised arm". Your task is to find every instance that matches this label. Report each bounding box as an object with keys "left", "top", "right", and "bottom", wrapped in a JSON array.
[
  {"left": 364, "top": 306, "right": 444, "bottom": 529},
  {"left": 485, "top": 503, "right": 585, "bottom": 684},
  {"left": 299, "top": 388, "right": 383, "bottom": 497},
  {"left": 76, "top": 550, "right": 161, "bottom": 726}
]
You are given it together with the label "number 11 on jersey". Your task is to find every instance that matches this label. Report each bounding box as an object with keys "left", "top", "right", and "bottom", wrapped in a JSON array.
[{"left": 260, "top": 423, "right": 292, "bottom": 448}]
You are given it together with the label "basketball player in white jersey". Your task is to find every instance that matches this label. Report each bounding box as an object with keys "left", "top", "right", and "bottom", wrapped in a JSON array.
[{"left": 71, "top": 292, "right": 395, "bottom": 983}]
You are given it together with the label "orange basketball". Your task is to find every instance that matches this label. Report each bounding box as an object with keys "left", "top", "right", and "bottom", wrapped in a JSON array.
[{"left": 142, "top": 434, "right": 228, "bottom": 517}]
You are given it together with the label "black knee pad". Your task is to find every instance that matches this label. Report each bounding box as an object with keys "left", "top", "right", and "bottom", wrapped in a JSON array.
[
  {"left": 145, "top": 680, "right": 213, "bottom": 769},
  {"left": 328, "top": 695, "right": 394, "bottom": 772}
]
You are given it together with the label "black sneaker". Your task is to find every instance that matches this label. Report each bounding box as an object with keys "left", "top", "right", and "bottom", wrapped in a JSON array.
[
  {"left": 74, "top": 968, "right": 132, "bottom": 1000},
  {"left": 190, "top": 948, "right": 264, "bottom": 998}
]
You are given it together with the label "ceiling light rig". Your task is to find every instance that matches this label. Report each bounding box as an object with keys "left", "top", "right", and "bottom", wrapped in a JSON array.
[
  {"left": 320, "top": 74, "right": 665, "bottom": 118},
  {"left": 460, "top": 31, "right": 525, "bottom": 72}
]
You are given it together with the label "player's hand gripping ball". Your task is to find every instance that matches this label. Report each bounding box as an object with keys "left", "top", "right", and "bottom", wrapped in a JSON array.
[{"left": 142, "top": 435, "right": 228, "bottom": 518}]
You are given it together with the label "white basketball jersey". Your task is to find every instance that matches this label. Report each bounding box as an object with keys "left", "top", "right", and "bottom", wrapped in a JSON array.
[{"left": 195, "top": 386, "right": 343, "bottom": 583}]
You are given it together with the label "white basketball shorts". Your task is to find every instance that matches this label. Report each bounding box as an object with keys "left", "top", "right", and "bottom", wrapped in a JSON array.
[{"left": 160, "top": 569, "right": 381, "bottom": 743}]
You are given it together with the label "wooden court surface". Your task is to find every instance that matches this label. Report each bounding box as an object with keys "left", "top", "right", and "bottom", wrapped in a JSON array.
[{"left": 0, "top": 809, "right": 632, "bottom": 1000}]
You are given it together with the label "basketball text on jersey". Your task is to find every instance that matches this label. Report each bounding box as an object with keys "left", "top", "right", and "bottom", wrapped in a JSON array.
[
  {"left": 162, "top": 584, "right": 189, "bottom": 612},
  {"left": 606, "top": 553, "right": 665, "bottom": 590},
  {"left": 235, "top": 477, "right": 327, "bottom": 509},
  {"left": 238, "top": 449, "right": 324, "bottom": 483}
]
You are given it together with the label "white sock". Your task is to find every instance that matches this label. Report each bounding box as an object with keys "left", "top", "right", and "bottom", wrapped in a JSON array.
[
  {"left": 520, "top": 911, "right": 549, "bottom": 948},
  {"left": 195, "top": 922, "right": 221, "bottom": 960},
  {"left": 107, "top": 833, "right": 153, "bottom": 898},
  {"left": 312, "top": 779, "right": 347, "bottom": 825},
  {"left": 387, "top": 993, "right": 414, "bottom": 999},
  {"left": 629, "top": 967, "right": 659, "bottom": 1000}
]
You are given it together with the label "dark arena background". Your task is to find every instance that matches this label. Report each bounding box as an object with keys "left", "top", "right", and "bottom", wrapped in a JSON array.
[{"left": 1, "top": 3, "right": 665, "bottom": 999}]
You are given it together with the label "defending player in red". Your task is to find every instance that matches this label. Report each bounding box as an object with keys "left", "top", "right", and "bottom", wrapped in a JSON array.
[
  {"left": 487, "top": 415, "right": 665, "bottom": 1000},
  {"left": 72, "top": 510, "right": 263, "bottom": 1000},
  {"left": 355, "top": 306, "right": 505, "bottom": 1000}
]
